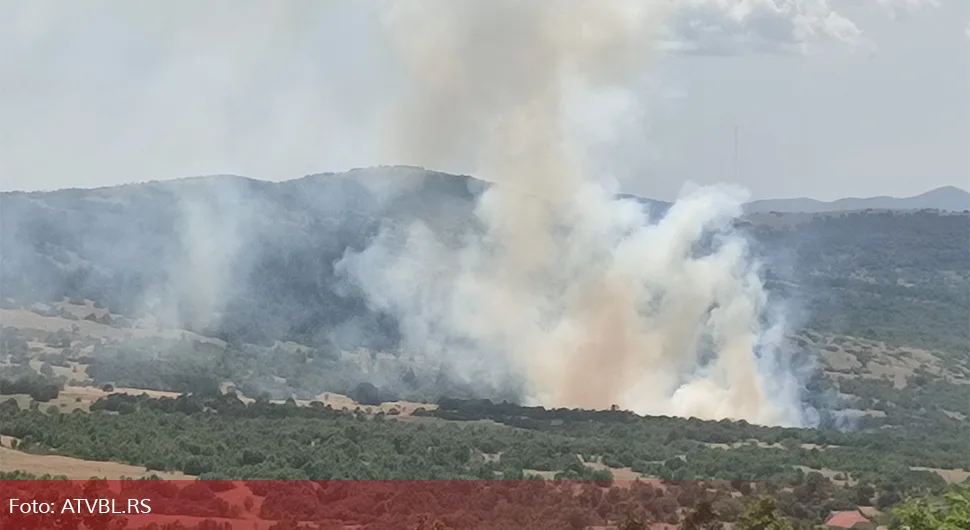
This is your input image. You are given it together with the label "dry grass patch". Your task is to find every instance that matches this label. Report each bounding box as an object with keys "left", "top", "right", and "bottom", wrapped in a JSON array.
[
  {"left": 0, "top": 445, "right": 192, "bottom": 480},
  {"left": 910, "top": 467, "right": 970, "bottom": 484},
  {"left": 0, "top": 386, "right": 184, "bottom": 413},
  {"left": 822, "top": 347, "right": 862, "bottom": 373},
  {"left": 706, "top": 440, "right": 784, "bottom": 450},
  {"left": 0, "top": 308, "right": 224, "bottom": 346},
  {"left": 793, "top": 466, "right": 856, "bottom": 486}
]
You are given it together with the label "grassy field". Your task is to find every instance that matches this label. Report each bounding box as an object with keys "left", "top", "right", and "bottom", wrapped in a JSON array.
[{"left": 0, "top": 436, "right": 192, "bottom": 480}]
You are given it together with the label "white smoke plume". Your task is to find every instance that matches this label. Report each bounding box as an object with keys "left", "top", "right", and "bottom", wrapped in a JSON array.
[
  {"left": 337, "top": 1, "right": 812, "bottom": 427},
  {"left": 142, "top": 178, "right": 252, "bottom": 331}
]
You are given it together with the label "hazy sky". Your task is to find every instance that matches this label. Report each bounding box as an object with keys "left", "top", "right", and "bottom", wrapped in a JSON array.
[{"left": 1, "top": 0, "right": 967, "bottom": 200}]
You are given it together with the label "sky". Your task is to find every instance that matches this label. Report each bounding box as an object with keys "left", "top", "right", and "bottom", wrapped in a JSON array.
[{"left": 0, "top": 0, "right": 967, "bottom": 201}]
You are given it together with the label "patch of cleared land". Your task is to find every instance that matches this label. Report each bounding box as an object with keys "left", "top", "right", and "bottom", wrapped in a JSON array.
[
  {"left": 520, "top": 455, "right": 658, "bottom": 483},
  {"left": 0, "top": 439, "right": 192, "bottom": 480},
  {"left": 809, "top": 332, "right": 965, "bottom": 388},
  {"left": 224, "top": 386, "right": 437, "bottom": 417},
  {"left": 580, "top": 456, "right": 650, "bottom": 482},
  {"left": 312, "top": 392, "right": 436, "bottom": 416},
  {"left": 0, "top": 307, "right": 224, "bottom": 346},
  {"left": 706, "top": 440, "right": 785, "bottom": 450},
  {"left": 911, "top": 467, "right": 970, "bottom": 484},
  {"left": 793, "top": 466, "right": 856, "bottom": 487},
  {"left": 1, "top": 385, "right": 182, "bottom": 412}
]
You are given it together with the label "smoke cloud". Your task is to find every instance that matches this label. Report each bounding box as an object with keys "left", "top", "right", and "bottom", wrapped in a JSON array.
[
  {"left": 337, "top": 0, "right": 811, "bottom": 427},
  {"left": 142, "top": 178, "right": 253, "bottom": 332}
]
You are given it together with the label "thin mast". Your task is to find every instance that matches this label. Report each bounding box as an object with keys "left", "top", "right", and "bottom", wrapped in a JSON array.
[{"left": 733, "top": 124, "right": 740, "bottom": 182}]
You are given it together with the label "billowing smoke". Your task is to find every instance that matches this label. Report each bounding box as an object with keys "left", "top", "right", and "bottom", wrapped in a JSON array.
[
  {"left": 142, "top": 177, "right": 254, "bottom": 332},
  {"left": 337, "top": 0, "right": 811, "bottom": 427}
]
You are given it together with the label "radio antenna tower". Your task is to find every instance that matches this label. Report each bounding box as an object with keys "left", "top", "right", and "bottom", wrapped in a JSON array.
[{"left": 733, "top": 124, "right": 740, "bottom": 182}]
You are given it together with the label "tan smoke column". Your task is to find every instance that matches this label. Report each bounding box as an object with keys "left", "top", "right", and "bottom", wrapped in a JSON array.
[{"left": 340, "top": 0, "right": 808, "bottom": 426}]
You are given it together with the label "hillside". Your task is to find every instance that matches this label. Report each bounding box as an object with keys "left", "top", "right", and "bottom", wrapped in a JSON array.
[
  {"left": 1, "top": 168, "right": 967, "bottom": 406},
  {"left": 0, "top": 168, "right": 968, "bottom": 528},
  {"left": 745, "top": 185, "right": 970, "bottom": 214},
  {"left": 1, "top": 166, "right": 484, "bottom": 345}
]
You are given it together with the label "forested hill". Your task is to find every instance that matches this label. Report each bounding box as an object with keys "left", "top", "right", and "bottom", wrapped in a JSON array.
[
  {"left": 1, "top": 167, "right": 486, "bottom": 350},
  {"left": 1, "top": 167, "right": 967, "bottom": 357}
]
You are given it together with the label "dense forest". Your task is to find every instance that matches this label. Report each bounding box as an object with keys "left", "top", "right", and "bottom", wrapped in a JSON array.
[
  {"left": 0, "top": 393, "right": 964, "bottom": 527},
  {"left": 752, "top": 210, "right": 970, "bottom": 355}
]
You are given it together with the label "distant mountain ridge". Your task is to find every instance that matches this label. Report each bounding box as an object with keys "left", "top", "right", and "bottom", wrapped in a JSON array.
[
  {"left": 744, "top": 185, "right": 970, "bottom": 214},
  {"left": 7, "top": 170, "right": 963, "bottom": 215}
]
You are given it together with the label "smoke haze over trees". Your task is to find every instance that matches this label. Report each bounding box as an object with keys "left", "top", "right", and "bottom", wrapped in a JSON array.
[
  {"left": 0, "top": 0, "right": 967, "bottom": 429},
  {"left": 1, "top": 168, "right": 967, "bottom": 424}
]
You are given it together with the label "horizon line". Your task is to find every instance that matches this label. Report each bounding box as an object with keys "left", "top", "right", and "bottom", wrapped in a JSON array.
[{"left": 1, "top": 166, "right": 967, "bottom": 205}]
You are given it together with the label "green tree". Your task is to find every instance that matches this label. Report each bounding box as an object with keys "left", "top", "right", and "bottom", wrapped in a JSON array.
[
  {"left": 735, "top": 496, "right": 794, "bottom": 530},
  {"left": 618, "top": 504, "right": 651, "bottom": 530},
  {"left": 890, "top": 484, "right": 970, "bottom": 530},
  {"left": 40, "top": 362, "right": 54, "bottom": 377},
  {"left": 682, "top": 498, "right": 723, "bottom": 530}
]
